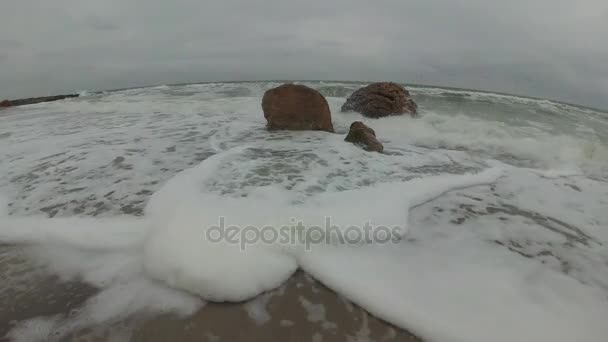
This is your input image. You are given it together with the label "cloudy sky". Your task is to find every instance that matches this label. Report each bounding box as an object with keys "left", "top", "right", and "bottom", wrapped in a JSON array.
[{"left": 1, "top": 0, "right": 607, "bottom": 109}]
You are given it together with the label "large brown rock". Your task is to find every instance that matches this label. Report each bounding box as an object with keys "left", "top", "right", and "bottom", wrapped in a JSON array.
[
  {"left": 344, "top": 121, "right": 384, "bottom": 153},
  {"left": 0, "top": 100, "right": 11, "bottom": 108},
  {"left": 341, "top": 82, "right": 417, "bottom": 118},
  {"left": 262, "top": 84, "right": 334, "bottom": 132}
]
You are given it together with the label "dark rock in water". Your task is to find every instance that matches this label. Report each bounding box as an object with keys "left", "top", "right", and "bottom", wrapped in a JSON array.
[
  {"left": 345, "top": 121, "right": 384, "bottom": 152},
  {"left": 1, "top": 94, "right": 79, "bottom": 108},
  {"left": 262, "top": 84, "right": 334, "bottom": 132},
  {"left": 341, "top": 82, "right": 417, "bottom": 118}
]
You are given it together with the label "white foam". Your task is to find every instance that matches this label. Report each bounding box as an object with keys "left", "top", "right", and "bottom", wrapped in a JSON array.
[
  {"left": 140, "top": 143, "right": 504, "bottom": 301},
  {"left": 0, "top": 151, "right": 503, "bottom": 301},
  {"left": 299, "top": 296, "right": 327, "bottom": 323},
  {"left": 142, "top": 147, "right": 299, "bottom": 302},
  {"left": 299, "top": 236, "right": 608, "bottom": 342},
  {"left": 331, "top": 109, "right": 607, "bottom": 174},
  {"left": 0, "top": 217, "right": 149, "bottom": 251},
  {"left": 143, "top": 209, "right": 299, "bottom": 302},
  {"left": 7, "top": 277, "right": 195, "bottom": 342},
  {"left": 245, "top": 292, "right": 274, "bottom": 325},
  {"left": 1, "top": 82, "right": 607, "bottom": 342},
  {"left": 6, "top": 316, "right": 62, "bottom": 342}
]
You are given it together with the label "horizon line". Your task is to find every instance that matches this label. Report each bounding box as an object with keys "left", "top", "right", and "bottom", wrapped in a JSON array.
[
  {"left": 98, "top": 79, "right": 608, "bottom": 113},
  {"left": 4, "top": 79, "right": 607, "bottom": 113}
]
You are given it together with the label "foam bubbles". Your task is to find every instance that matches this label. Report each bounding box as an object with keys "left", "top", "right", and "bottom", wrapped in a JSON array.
[
  {"left": 299, "top": 237, "right": 608, "bottom": 342},
  {"left": 1, "top": 82, "right": 607, "bottom": 342},
  {"left": 141, "top": 146, "right": 503, "bottom": 301}
]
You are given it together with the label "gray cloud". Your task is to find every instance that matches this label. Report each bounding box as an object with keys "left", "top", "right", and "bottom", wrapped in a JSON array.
[
  {"left": 1, "top": 0, "right": 607, "bottom": 109},
  {"left": 84, "top": 14, "right": 121, "bottom": 31}
]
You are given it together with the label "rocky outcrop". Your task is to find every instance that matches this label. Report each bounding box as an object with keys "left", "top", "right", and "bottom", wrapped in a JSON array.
[
  {"left": 0, "top": 94, "right": 79, "bottom": 109},
  {"left": 262, "top": 84, "right": 334, "bottom": 132},
  {"left": 341, "top": 82, "right": 417, "bottom": 118},
  {"left": 344, "top": 121, "right": 383, "bottom": 152}
]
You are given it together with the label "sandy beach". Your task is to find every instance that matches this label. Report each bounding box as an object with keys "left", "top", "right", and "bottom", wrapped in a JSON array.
[{"left": 0, "top": 249, "right": 420, "bottom": 342}]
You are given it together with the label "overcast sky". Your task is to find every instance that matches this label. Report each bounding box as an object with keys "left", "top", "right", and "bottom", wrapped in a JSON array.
[{"left": 1, "top": 0, "right": 607, "bottom": 109}]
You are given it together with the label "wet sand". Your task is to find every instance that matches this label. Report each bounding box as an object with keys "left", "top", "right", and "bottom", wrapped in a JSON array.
[
  {"left": 0, "top": 246, "right": 97, "bottom": 341},
  {"left": 131, "top": 271, "right": 421, "bottom": 342},
  {"left": 1, "top": 250, "right": 421, "bottom": 342}
]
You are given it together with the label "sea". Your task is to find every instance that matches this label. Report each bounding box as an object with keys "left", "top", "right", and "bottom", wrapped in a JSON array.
[{"left": 1, "top": 81, "right": 607, "bottom": 342}]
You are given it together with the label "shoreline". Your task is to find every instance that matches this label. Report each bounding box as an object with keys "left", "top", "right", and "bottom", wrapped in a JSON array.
[{"left": 0, "top": 253, "right": 422, "bottom": 342}]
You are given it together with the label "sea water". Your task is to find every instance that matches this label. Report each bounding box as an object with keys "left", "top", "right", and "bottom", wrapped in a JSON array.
[{"left": 1, "top": 81, "right": 607, "bottom": 341}]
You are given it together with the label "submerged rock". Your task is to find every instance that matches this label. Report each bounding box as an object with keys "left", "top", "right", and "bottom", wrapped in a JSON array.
[
  {"left": 262, "top": 84, "right": 334, "bottom": 132},
  {"left": 341, "top": 82, "right": 417, "bottom": 118},
  {"left": 344, "top": 121, "right": 384, "bottom": 152}
]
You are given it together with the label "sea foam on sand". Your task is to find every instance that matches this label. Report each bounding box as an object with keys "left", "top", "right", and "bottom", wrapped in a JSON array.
[
  {"left": 142, "top": 147, "right": 502, "bottom": 302},
  {"left": 2, "top": 147, "right": 608, "bottom": 342},
  {"left": 2, "top": 82, "right": 608, "bottom": 341}
]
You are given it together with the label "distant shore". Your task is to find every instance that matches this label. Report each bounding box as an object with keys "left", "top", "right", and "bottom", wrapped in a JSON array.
[{"left": 0, "top": 94, "right": 79, "bottom": 108}]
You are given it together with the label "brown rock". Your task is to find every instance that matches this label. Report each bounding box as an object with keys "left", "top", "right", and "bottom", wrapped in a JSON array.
[
  {"left": 341, "top": 82, "right": 417, "bottom": 118},
  {"left": 345, "top": 121, "right": 384, "bottom": 152},
  {"left": 0, "top": 100, "right": 11, "bottom": 108},
  {"left": 262, "top": 84, "right": 334, "bottom": 132}
]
